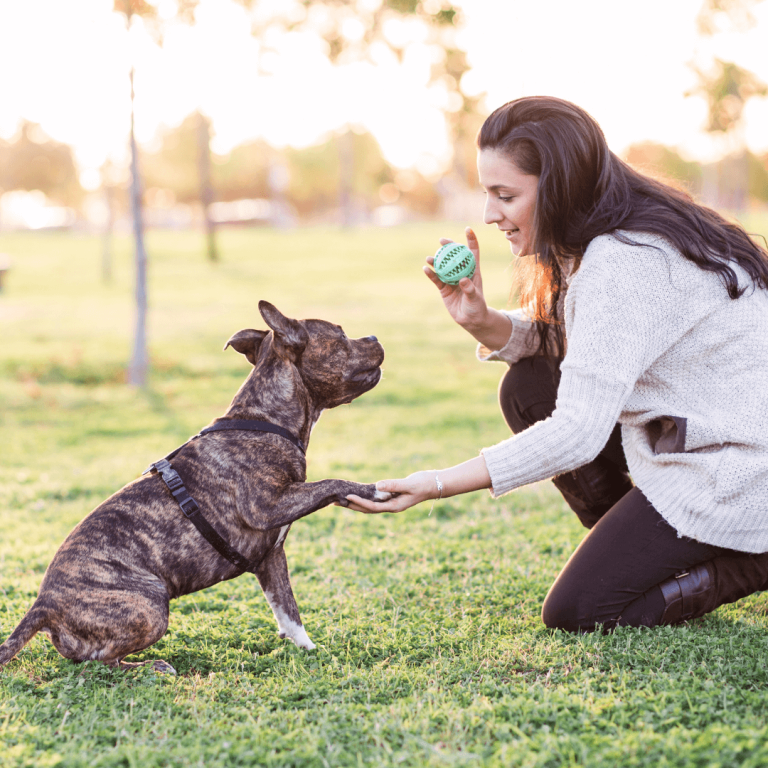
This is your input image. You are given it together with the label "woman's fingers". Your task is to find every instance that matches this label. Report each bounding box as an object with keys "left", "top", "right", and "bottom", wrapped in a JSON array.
[
  {"left": 424, "top": 264, "right": 446, "bottom": 288},
  {"left": 344, "top": 493, "right": 404, "bottom": 514},
  {"left": 458, "top": 276, "right": 477, "bottom": 297},
  {"left": 465, "top": 227, "right": 479, "bottom": 256},
  {"left": 464, "top": 228, "right": 484, "bottom": 293},
  {"left": 428, "top": 238, "right": 454, "bottom": 268},
  {"left": 343, "top": 474, "right": 434, "bottom": 514}
]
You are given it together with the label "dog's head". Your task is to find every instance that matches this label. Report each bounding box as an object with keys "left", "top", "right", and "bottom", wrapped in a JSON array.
[{"left": 225, "top": 301, "right": 384, "bottom": 409}]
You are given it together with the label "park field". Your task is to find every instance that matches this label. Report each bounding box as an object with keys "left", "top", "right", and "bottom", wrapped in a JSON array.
[{"left": 2, "top": 218, "right": 768, "bottom": 767}]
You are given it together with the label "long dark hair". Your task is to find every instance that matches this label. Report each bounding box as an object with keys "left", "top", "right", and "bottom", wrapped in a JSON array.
[{"left": 477, "top": 96, "right": 768, "bottom": 357}]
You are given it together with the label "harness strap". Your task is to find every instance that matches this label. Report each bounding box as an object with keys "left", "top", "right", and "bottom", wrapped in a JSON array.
[
  {"left": 200, "top": 420, "right": 305, "bottom": 453},
  {"left": 142, "top": 418, "right": 304, "bottom": 574},
  {"left": 146, "top": 419, "right": 305, "bottom": 467},
  {"left": 149, "top": 459, "right": 256, "bottom": 574}
]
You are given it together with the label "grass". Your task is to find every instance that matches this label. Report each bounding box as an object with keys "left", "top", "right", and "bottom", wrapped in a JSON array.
[{"left": 1, "top": 218, "right": 768, "bottom": 767}]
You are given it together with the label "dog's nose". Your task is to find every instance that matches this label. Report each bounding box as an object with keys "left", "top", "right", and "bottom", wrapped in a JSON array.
[{"left": 366, "top": 335, "right": 378, "bottom": 342}]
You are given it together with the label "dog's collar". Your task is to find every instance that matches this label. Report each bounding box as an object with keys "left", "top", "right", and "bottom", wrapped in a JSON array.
[{"left": 142, "top": 419, "right": 305, "bottom": 476}]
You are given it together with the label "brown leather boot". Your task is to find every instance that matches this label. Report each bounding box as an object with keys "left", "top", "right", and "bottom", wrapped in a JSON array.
[{"left": 658, "top": 563, "right": 717, "bottom": 625}]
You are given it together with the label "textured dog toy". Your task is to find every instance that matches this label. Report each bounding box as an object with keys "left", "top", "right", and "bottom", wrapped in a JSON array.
[{"left": 433, "top": 242, "right": 476, "bottom": 285}]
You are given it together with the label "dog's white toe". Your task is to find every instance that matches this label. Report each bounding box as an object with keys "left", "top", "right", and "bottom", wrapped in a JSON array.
[
  {"left": 374, "top": 490, "right": 393, "bottom": 501},
  {"left": 280, "top": 625, "right": 316, "bottom": 650}
]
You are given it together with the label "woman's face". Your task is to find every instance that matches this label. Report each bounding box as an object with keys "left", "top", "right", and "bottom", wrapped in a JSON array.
[{"left": 477, "top": 148, "right": 539, "bottom": 256}]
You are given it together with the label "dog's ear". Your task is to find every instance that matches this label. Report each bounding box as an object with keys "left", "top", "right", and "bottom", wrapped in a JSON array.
[
  {"left": 224, "top": 329, "right": 269, "bottom": 366},
  {"left": 258, "top": 301, "right": 309, "bottom": 360}
]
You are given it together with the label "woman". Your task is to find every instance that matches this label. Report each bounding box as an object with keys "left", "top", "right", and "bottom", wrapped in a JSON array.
[{"left": 348, "top": 95, "right": 768, "bottom": 632}]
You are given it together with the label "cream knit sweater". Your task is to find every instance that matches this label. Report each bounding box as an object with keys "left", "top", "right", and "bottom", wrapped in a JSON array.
[{"left": 479, "top": 231, "right": 768, "bottom": 553}]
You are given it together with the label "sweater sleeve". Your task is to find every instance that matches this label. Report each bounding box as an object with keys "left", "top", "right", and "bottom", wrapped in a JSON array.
[
  {"left": 476, "top": 307, "right": 541, "bottom": 365},
  {"left": 481, "top": 233, "right": 718, "bottom": 497}
]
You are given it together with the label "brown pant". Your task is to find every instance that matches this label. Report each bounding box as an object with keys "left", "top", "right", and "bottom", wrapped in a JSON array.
[{"left": 499, "top": 356, "right": 768, "bottom": 631}]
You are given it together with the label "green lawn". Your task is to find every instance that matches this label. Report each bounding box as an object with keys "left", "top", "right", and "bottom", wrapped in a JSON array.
[{"left": 2, "top": 220, "right": 768, "bottom": 767}]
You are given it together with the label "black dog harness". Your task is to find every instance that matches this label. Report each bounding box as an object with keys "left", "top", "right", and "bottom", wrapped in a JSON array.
[{"left": 143, "top": 420, "right": 305, "bottom": 574}]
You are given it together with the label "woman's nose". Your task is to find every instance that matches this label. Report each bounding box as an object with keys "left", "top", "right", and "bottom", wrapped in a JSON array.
[{"left": 483, "top": 197, "right": 500, "bottom": 225}]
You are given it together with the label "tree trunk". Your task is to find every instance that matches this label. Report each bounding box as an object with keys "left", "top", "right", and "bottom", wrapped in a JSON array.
[
  {"left": 338, "top": 129, "right": 355, "bottom": 228},
  {"left": 127, "top": 67, "right": 149, "bottom": 389},
  {"left": 102, "top": 183, "right": 114, "bottom": 284},
  {"left": 196, "top": 112, "right": 218, "bottom": 262}
]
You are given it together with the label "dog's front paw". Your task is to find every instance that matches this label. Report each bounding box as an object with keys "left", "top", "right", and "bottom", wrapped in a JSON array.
[{"left": 355, "top": 483, "right": 394, "bottom": 502}]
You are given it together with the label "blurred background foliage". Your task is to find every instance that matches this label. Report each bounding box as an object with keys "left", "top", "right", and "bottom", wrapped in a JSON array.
[
  {"left": 1, "top": 0, "right": 766, "bottom": 234},
  {"left": 3, "top": 114, "right": 767, "bottom": 227},
  {"left": 1, "top": 0, "right": 768, "bottom": 387}
]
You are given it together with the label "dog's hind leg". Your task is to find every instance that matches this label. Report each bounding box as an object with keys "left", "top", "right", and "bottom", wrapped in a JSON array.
[
  {"left": 47, "top": 588, "right": 175, "bottom": 673},
  {"left": 255, "top": 538, "right": 315, "bottom": 650}
]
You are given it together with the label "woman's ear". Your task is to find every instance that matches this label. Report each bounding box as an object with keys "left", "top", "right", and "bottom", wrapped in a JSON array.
[{"left": 224, "top": 329, "right": 269, "bottom": 366}]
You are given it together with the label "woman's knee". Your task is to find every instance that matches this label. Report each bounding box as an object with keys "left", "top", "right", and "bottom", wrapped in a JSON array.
[
  {"left": 498, "top": 356, "right": 560, "bottom": 433},
  {"left": 541, "top": 582, "right": 593, "bottom": 632}
]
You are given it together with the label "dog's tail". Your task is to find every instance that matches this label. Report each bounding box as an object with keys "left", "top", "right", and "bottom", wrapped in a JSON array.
[{"left": 0, "top": 602, "right": 47, "bottom": 668}]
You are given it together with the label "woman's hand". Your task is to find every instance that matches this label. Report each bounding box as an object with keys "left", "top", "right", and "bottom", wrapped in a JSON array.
[
  {"left": 343, "top": 457, "right": 493, "bottom": 515},
  {"left": 425, "top": 227, "right": 489, "bottom": 333},
  {"left": 426, "top": 228, "right": 513, "bottom": 350},
  {"left": 344, "top": 471, "right": 439, "bottom": 514}
]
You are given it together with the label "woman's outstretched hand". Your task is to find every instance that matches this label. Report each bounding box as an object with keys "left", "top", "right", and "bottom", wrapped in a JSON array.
[
  {"left": 342, "top": 457, "right": 493, "bottom": 515},
  {"left": 344, "top": 471, "right": 437, "bottom": 514},
  {"left": 425, "top": 227, "right": 489, "bottom": 333}
]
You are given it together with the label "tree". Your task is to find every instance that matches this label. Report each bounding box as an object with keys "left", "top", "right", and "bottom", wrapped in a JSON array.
[
  {"left": 140, "top": 111, "right": 219, "bottom": 258},
  {"left": 688, "top": 0, "right": 768, "bottom": 209},
  {"left": 284, "top": 129, "right": 394, "bottom": 219},
  {"left": 231, "top": 0, "right": 472, "bottom": 223},
  {"left": 141, "top": 114, "right": 202, "bottom": 204},
  {"left": 196, "top": 112, "right": 217, "bottom": 261},
  {"left": 113, "top": 0, "right": 204, "bottom": 387},
  {"left": 689, "top": 59, "right": 767, "bottom": 136},
  {"left": 0, "top": 121, "right": 83, "bottom": 208},
  {"left": 696, "top": 0, "right": 764, "bottom": 35},
  {"left": 112, "top": 0, "right": 473, "bottom": 384},
  {"left": 99, "top": 160, "right": 125, "bottom": 284},
  {"left": 141, "top": 117, "right": 273, "bottom": 225},
  {"left": 624, "top": 142, "right": 703, "bottom": 195},
  {"left": 134, "top": 0, "right": 473, "bottom": 232},
  {"left": 112, "top": 0, "right": 158, "bottom": 388},
  {"left": 210, "top": 140, "right": 272, "bottom": 203}
]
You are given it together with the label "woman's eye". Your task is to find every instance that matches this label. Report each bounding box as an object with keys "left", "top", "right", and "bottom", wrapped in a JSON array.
[{"left": 498, "top": 195, "right": 514, "bottom": 202}]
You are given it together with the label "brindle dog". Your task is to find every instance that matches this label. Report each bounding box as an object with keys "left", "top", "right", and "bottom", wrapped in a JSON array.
[{"left": 0, "top": 301, "right": 388, "bottom": 674}]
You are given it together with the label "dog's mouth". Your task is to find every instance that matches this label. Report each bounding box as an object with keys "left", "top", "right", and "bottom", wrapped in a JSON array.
[
  {"left": 338, "top": 366, "right": 382, "bottom": 404},
  {"left": 349, "top": 366, "right": 382, "bottom": 388}
]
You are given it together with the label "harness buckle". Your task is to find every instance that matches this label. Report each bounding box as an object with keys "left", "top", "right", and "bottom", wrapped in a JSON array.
[
  {"left": 164, "top": 471, "right": 184, "bottom": 491},
  {"left": 144, "top": 459, "right": 171, "bottom": 476},
  {"left": 179, "top": 497, "right": 200, "bottom": 517}
]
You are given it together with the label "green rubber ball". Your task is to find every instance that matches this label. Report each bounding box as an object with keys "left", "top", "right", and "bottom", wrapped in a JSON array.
[{"left": 433, "top": 242, "right": 476, "bottom": 285}]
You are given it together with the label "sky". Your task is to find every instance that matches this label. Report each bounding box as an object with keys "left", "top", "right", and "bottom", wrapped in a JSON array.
[{"left": 0, "top": 0, "right": 767, "bottom": 190}]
